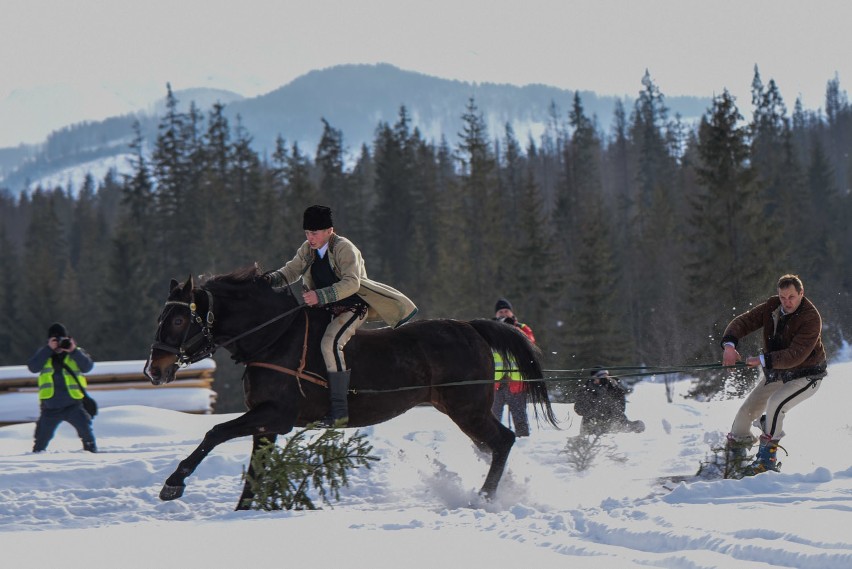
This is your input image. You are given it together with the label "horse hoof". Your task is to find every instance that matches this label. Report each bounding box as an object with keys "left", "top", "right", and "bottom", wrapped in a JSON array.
[
  {"left": 160, "top": 484, "right": 186, "bottom": 501},
  {"left": 478, "top": 488, "right": 496, "bottom": 502}
]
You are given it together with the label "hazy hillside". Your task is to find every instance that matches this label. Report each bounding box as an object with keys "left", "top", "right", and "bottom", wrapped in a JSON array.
[{"left": 0, "top": 63, "right": 710, "bottom": 192}]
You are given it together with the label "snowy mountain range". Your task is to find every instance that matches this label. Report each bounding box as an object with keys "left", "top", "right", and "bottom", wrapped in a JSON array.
[{"left": 0, "top": 63, "right": 711, "bottom": 193}]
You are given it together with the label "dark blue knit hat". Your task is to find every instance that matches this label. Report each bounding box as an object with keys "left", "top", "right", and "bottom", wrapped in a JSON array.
[
  {"left": 494, "top": 298, "right": 513, "bottom": 312},
  {"left": 47, "top": 322, "right": 67, "bottom": 338}
]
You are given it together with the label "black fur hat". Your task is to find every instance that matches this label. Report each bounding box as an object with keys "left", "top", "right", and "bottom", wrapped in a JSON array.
[{"left": 303, "top": 205, "right": 334, "bottom": 230}]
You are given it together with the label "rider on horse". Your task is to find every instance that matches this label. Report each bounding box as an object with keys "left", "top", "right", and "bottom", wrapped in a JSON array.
[{"left": 265, "top": 205, "right": 417, "bottom": 426}]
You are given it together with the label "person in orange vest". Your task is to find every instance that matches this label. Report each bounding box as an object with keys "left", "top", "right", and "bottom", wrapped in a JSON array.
[
  {"left": 492, "top": 298, "right": 536, "bottom": 437},
  {"left": 27, "top": 322, "right": 96, "bottom": 453}
]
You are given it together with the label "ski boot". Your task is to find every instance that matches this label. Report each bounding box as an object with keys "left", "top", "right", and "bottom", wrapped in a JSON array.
[{"left": 743, "top": 434, "right": 781, "bottom": 476}]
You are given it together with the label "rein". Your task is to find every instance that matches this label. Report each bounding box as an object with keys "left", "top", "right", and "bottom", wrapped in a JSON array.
[
  {"left": 247, "top": 311, "right": 329, "bottom": 395},
  {"left": 153, "top": 280, "right": 305, "bottom": 368}
]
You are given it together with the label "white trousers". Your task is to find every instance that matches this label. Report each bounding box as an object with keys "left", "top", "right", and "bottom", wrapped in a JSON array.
[
  {"left": 730, "top": 375, "right": 822, "bottom": 441},
  {"left": 320, "top": 309, "right": 367, "bottom": 372}
]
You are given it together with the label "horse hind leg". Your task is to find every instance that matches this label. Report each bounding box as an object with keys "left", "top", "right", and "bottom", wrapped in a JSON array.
[
  {"left": 447, "top": 410, "right": 516, "bottom": 499},
  {"left": 479, "top": 419, "right": 516, "bottom": 498}
]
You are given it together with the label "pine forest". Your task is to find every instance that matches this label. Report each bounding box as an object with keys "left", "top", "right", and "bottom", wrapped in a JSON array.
[{"left": 1, "top": 69, "right": 850, "bottom": 410}]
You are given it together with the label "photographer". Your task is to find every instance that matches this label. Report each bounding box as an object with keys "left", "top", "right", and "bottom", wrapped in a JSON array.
[
  {"left": 574, "top": 368, "right": 645, "bottom": 436},
  {"left": 491, "top": 298, "right": 536, "bottom": 437},
  {"left": 26, "top": 322, "right": 97, "bottom": 453}
]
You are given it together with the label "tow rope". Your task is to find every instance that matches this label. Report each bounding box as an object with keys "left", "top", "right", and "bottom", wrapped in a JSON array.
[{"left": 347, "top": 362, "right": 749, "bottom": 395}]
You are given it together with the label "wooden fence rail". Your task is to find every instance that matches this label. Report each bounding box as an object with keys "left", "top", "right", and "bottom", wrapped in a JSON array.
[{"left": 0, "top": 360, "right": 217, "bottom": 425}]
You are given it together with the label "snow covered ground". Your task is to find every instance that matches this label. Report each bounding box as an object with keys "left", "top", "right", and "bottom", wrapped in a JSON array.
[{"left": 1, "top": 361, "right": 850, "bottom": 568}]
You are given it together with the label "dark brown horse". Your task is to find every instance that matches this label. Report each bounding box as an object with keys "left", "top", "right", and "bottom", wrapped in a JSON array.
[{"left": 144, "top": 266, "right": 557, "bottom": 509}]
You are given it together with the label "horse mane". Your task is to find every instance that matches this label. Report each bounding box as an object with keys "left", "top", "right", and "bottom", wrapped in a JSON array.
[{"left": 202, "top": 264, "right": 263, "bottom": 294}]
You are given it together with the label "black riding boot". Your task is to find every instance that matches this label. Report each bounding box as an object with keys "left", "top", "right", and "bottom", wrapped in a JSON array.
[{"left": 319, "top": 370, "right": 350, "bottom": 428}]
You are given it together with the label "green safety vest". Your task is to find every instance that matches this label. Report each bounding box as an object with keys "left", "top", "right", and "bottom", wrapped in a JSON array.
[{"left": 37, "top": 356, "right": 87, "bottom": 400}]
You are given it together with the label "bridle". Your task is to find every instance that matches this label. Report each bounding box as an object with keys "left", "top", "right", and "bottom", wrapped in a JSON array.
[
  {"left": 151, "top": 280, "right": 306, "bottom": 368},
  {"left": 152, "top": 289, "right": 218, "bottom": 367}
]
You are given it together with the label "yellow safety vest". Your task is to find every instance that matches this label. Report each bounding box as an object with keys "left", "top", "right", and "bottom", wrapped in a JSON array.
[
  {"left": 37, "top": 356, "right": 87, "bottom": 400},
  {"left": 493, "top": 351, "right": 522, "bottom": 382}
]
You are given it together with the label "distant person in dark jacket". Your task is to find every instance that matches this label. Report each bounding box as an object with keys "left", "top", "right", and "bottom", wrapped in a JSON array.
[
  {"left": 27, "top": 322, "right": 96, "bottom": 453},
  {"left": 574, "top": 368, "right": 645, "bottom": 436}
]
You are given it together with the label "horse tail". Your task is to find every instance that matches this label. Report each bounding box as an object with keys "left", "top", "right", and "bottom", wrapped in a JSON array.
[{"left": 468, "top": 318, "right": 559, "bottom": 428}]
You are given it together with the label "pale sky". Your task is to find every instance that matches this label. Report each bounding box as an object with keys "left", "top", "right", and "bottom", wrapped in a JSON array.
[{"left": 1, "top": 0, "right": 850, "bottom": 147}]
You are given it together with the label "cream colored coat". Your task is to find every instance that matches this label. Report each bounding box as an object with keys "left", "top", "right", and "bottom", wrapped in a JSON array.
[{"left": 270, "top": 233, "right": 417, "bottom": 328}]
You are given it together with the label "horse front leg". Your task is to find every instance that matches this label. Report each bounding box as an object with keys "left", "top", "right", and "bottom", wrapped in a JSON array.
[
  {"left": 235, "top": 433, "right": 280, "bottom": 511},
  {"left": 159, "top": 403, "right": 287, "bottom": 501}
]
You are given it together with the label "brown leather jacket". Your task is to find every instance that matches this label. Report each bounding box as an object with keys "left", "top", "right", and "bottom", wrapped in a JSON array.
[{"left": 722, "top": 295, "right": 826, "bottom": 379}]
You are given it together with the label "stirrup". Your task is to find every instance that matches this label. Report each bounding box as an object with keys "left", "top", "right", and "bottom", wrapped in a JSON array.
[{"left": 315, "top": 415, "right": 349, "bottom": 429}]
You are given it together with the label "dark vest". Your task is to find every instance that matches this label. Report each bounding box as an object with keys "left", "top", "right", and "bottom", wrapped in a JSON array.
[{"left": 311, "top": 253, "right": 362, "bottom": 307}]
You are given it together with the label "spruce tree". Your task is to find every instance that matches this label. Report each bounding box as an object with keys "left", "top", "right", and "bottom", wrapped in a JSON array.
[
  {"left": 152, "top": 84, "right": 192, "bottom": 275},
  {"left": 100, "top": 227, "right": 161, "bottom": 359},
  {"left": 802, "top": 136, "right": 843, "bottom": 312},
  {"left": 631, "top": 70, "right": 673, "bottom": 229},
  {"left": 315, "top": 118, "right": 348, "bottom": 225},
  {"left": 605, "top": 99, "right": 641, "bottom": 347},
  {"left": 242, "top": 428, "right": 378, "bottom": 511},
  {"left": 824, "top": 74, "right": 850, "bottom": 191},
  {"left": 685, "top": 90, "right": 771, "bottom": 373},
  {"left": 428, "top": 137, "right": 474, "bottom": 318},
  {"left": 508, "top": 167, "right": 559, "bottom": 354},
  {"left": 17, "top": 189, "right": 67, "bottom": 351},
  {"left": 456, "top": 98, "right": 502, "bottom": 301},
  {"left": 197, "top": 102, "right": 233, "bottom": 271},
  {"left": 230, "top": 118, "right": 270, "bottom": 268},
  {"left": 68, "top": 174, "right": 110, "bottom": 344},
  {"left": 0, "top": 225, "right": 22, "bottom": 363},
  {"left": 282, "top": 142, "right": 318, "bottom": 250},
  {"left": 561, "top": 93, "right": 626, "bottom": 367},
  {"left": 264, "top": 136, "right": 301, "bottom": 266},
  {"left": 627, "top": 72, "right": 687, "bottom": 364},
  {"left": 345, "top": 144, "right": 376, "bottom": 257},
  {"left": 749, "top": 67, "right": 790, "bottom": 259},
  {"left": 99, "top": 124, "right": 160, "bottom": 360},
  {"left": 372, "top": 108, "right": 418, "bottom": 287},
  {"left": 404, "top": 133, "right": 443, "bottom": 306}
]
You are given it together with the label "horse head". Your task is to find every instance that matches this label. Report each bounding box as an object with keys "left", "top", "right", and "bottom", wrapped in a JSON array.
[
  {"left": 144, "top": 266, "right": 305, "bottom": 385},
  {"left": 144, "top": 275, "right": 212, "bottom": 385}
]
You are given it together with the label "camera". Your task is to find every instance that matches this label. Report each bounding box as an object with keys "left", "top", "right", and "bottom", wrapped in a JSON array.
[{"left": 58, "top": 337, "right": 72, "bottom": 350}]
